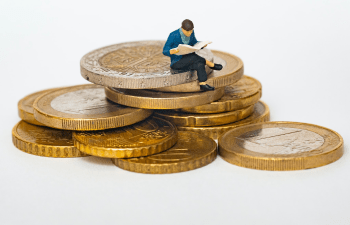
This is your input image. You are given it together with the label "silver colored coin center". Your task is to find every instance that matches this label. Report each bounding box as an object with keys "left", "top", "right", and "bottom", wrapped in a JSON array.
[
  {"left": 51, "top": 88, "right": 120, "bottom": 115},
  {"left": 236, "top": 127, "right": 325, "bottom": 154}
]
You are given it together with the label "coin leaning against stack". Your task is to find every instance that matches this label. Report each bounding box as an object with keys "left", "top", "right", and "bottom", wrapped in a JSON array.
[{"left": 12, "top": 40, "right": 344, "bottom": 172}]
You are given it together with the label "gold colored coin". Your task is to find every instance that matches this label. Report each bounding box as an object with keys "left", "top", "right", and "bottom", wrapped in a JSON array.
[
  {"left": 105, "top": 87, "right": 225, "bottom": 110},
  {"left": 18, "top": 88, "right": 58, "bottom": 126},
  {"left": 112, "top": 131, "right": 217, "bottom": 174},
  {"left": 12, "top": 121, "right": 87, "bottom": 158},
  {"left": 73, "top": 117, "right": 178, "bottom": 158},
  {"left": 177, "top": 101, "right": 270, "bottom": 139},
  {"left": 152, "top": 50, "right": 244, "bottom": 92},
  {"left": 33, "top": 84, "right": 152, "bottom": 130},
  {"left": 180, "top": 75, "right": 262, "bottom": 113},
  {"left": 80, "top": 41, "right": 214, "bottom": 89},
  {"left": 218, "top": 121, "right": 344, "bottom": 171},
  {"left": 154, "top": 104, "right": 254, "bottom": 127}
]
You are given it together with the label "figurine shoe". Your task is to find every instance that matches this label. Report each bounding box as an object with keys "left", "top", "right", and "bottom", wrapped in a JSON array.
[
  {"left": 200, "top": 84, "right": 215, "bottom": 91},
  {"left": 209, "top": 64, "right": 223, "bottom": 70}
]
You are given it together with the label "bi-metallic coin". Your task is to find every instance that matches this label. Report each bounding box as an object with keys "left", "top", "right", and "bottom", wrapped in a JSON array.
[{"left": 218, "top": 121, "right": 344, "bottom": 170}]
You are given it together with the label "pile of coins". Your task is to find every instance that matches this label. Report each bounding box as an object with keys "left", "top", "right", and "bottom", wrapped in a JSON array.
[{"left": 12, "top": 41, "right": 344, "bottom": 172}]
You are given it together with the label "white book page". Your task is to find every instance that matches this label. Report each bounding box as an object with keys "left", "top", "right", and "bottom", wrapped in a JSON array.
[{"left": 172, "top": 41, "right": 212, "bottom": 55}]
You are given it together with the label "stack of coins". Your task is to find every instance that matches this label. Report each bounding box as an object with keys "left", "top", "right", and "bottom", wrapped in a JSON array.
[{"left": 12, "top": 40, "right": 343, "bottom": 172}]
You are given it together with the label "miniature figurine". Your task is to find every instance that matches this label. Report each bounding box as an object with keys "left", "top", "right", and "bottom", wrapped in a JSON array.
[{"left": 163, "top": 19, "right": 223, "bottom": 91}]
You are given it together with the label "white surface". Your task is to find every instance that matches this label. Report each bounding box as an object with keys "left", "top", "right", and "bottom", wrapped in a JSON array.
[{"left": 1, "top": 1, "right": 349, "bottom": 224}]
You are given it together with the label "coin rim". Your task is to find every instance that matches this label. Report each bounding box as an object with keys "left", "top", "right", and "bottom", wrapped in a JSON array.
[
  {"left": 105, "top": 86, "right": 225, "bottom": 109},
  {"left": 33, "top": 84, "right": 153, "bottom": 130},
  {"left": 18, "top": 88, "right": 60, "bottom": 126},
  {"left": 154, "top": 104, "right": 255, "bottom": 127},
  {"left": 12, "top": 120, "right": 87, "bottom": 158},
  {"left": 111, "top": 131, "right": 217, "bottom": 174},
  {"left": 218, "top": 121, "right": 344, "bottom": 171},
  {"left": 179, "top": 75, "right": 262, "bottom": 113},
  {"left": 72, "top": 117, "right": 178, "bottom": 158},
  {"left": 177, "top": 101, "right": 270, "bottom": 139}
]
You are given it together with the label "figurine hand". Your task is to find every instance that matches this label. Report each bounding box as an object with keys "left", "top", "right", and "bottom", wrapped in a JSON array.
[
  {"left": 170, "top": 49, "right": 180, "bottom": 55},
  {"left": 202, "top": 44, "right": 208, "bottom": 48}
]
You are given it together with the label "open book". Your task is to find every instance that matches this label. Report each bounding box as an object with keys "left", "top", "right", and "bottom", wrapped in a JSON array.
[{"left": 172, "top": 41, "right": 212, "bottom": 55}]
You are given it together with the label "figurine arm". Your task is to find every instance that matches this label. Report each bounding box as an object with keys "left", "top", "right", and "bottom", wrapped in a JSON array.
[
  {"left": 192, "top": 31, "right": 199, "bottom": 46},
  {"left": 163, "top": 33, "right": 174, "bottom": 57}
]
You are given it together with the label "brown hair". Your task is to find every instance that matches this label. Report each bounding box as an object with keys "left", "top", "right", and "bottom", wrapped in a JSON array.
[{"left": 181, "top": 19, "right": 194, "bottom": 31}]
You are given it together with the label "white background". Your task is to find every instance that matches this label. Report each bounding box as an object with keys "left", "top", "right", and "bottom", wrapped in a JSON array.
[{"left": 1, "top": 0, "right": 350, "bottom": 224}]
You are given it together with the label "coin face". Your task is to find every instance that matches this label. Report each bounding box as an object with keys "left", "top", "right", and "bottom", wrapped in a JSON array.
[
  {"left": 154, "top": 104, "right": 254, "bottom": 127},
  {"left": 112, "top": 131, "right": 217, "bottom": 174},
  {"left": 12, "top": 121, "right": 87, "bottom": 157},
  {"left": 80, "top": 41, "right": 214, "bottom": 89},
  {"left": 105, "top": 86, "right": 225, "bottom": 109},
  {"left": 33, "top": 84, "right": 152, "bottom": 130},
  {"left": 177, "top": 101, "right": 270, "bottom": 139},
  {"left": 72, "top": 117, "right": 178, "bottom": 158},
  {"left": 180, "top": 75, "right": 262, "bottom": 113},
  {"left": 153, "top": 50, "right": 244, "bottom": 92},
  {"left": 18, "top": 88, "right": 58, "bottom": 126},
  {"left": 218, "top": 122, "right": 344, "bottom": 170}
]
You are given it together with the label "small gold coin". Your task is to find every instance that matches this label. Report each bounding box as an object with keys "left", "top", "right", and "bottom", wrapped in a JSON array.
[
  {"left": 18, "top": 88, "right": 58, "bottom": 126},
  {"left": 33, "top": 84, "right": 152, "bottom": 130},
  {"left": 177, "top": 101, "right": 270, "bottom": 139},
  {"left": 154, "top": 104, "right": 254, "bottom": 127},
  {"left": 111, "top": 131, "right": 217, "bottom": 174},
  {"left": 73, "top": 117, "right": 178, "bottom": 158},
  {"left": 218, "top": 121, "right": 344, "bottom": 171},
  {"left": 152, "top": 50, "right": 244, "bottom": 92},
  {"left": 180, "top": 75, "right": 262, "bottom": 113},
  {"left": 105, "top": 87, "right": 225, "bottom": 109},
  {"left": 12, "top": 121, "right": 87, "bottom": 157}
]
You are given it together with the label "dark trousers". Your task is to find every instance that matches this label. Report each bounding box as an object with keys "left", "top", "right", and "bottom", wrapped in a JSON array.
[{"left": 171, "top": 53, "right": 207, "bottom": 82}]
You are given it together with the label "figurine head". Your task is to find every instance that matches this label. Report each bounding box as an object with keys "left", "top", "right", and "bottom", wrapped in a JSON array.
[{"left": 181, "top": 19, "right": 194, "bottom": 37}]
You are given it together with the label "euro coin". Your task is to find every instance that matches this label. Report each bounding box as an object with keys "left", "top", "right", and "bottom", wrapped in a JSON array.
[
  {"left": 12, "top": 121, "right": 87, "bottom": 157},
  {"left": 177, "top": 101, "right": 269, "bottom": 139},
  {"left": 218, "top": 121, "right": 344, "bottom": 171},
  {"left": 18, "top": 88, "right": 58, "bottom": 126},
  {"left": 105, "top": 86, "right": 225, "bottom": 110},
  {"left": 80, "top": 41, "right": 213, "bottom": 89},
  {"left": 180, "top": 75, "right": 262, "bottom": 113},
  {"left": 33, "top": 84, "right": 152, "bottom": 130},
  {"left": 154, "top": 104, "right": 254, "bottom": 127},
  {"left": 73, "top": 117, "right": 177, "bottom": 158},
  {"left": 112, "top": 131, "right": 217, "bottom": 174},
  {"left": 152, "top": 50, "right": 244, "bottom": 92}
]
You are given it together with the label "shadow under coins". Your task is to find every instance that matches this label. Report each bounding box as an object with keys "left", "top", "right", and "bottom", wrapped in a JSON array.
[{"left": 81, "top": 156, "right": 114, "bottom": 166}]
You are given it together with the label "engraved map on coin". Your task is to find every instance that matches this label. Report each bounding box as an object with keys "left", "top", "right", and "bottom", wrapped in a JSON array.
[
  {"left": 236, "top": 127, "right": 325, "bottom": 155},
  {"left": 99, "top": 45, "right": 170, "bottom": 74},
  {"left": 51, "top": 88, "right": 121, "bottom": 115}
]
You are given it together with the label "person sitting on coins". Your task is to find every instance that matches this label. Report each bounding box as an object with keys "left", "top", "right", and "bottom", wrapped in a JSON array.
[{"left": 163, "top": 19, "right": 223, "bottom": 91}]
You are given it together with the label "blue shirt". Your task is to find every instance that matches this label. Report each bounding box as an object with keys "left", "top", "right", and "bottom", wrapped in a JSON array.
[{"left": 163, "top": 29, "right": 199, "bottom": 66}]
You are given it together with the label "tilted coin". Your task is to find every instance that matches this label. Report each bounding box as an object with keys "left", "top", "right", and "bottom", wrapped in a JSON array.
[
  {"left": 154, "top": 104, "right": 254, "bottom": 127},
  {"left": 105, "top": 87, "right": 225, "bottom": 110},
  {"left": 177, "top": 101, "right": 270, "bottom": 139},
  {"left": 180, "top": 75, "right": 262, "bottom": 113},
  {"left": 18, "top": 87, "right": 59, "bottom": 126},
  {"left": 80, "top": 41, "right": 214, "bottom": 89},
  {"left": 73, "top": 117, "right": 177, "bottom": 158},
  {"left": 33, "top": 84, "right": 152, "bottom": 131},
  {"left": 111, "top": 131, "right": 217, "bottom": 174},
  {"left": 12, "top": 121, "right": 87, "bottom": 158},
  {"left": 218, "top": 121, "right": 344, "bottom": 171},
  {"left": 152, "top": 50, "right": 244, "bottom": 92}
]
